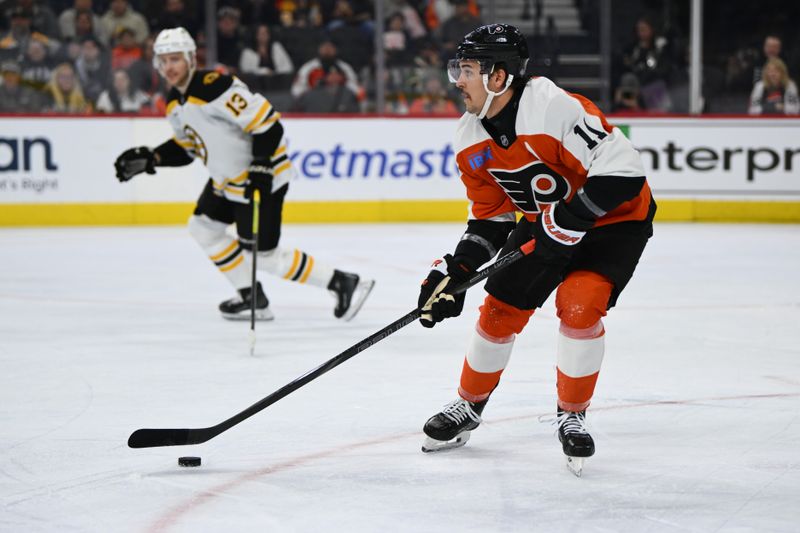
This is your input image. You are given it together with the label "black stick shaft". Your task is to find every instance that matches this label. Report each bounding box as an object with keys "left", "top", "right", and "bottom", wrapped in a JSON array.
[{"left": 128, "top": 239, "right": 535, "bottom": 448}]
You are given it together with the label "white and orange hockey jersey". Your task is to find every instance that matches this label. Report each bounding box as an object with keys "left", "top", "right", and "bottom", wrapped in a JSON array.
[
  {"left": 454, "top": 76, "right": 652, "bottom": 227},
  {"left": 164, "top": 70, "right": 296, "bottom": 204}
]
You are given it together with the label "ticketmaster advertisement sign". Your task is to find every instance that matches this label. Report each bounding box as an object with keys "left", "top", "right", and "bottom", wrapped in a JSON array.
[{"left": 0, "top": 116, "right": 798, "bottom": 225}]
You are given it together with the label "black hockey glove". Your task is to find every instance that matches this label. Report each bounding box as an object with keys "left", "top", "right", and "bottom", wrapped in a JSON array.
[
  {"left": 114, "top": 146, "right": 156, "bottom": 182},
  {"left": 244, "top": 160, "right": 274, "bottom": 200},
  {"left": 531, "top": 202, "right": 594, "bottom": 264},
  {"left": 417, "top": 254, "right": 473, "bottom": 328}
]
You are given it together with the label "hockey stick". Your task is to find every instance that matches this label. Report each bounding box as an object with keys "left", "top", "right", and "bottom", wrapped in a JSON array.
[
  {"left": 127, "top": 238, "right": 536, "bottom": 448},
  {"left": 249, "top": 189, "right": 261, "bottom": 356}
]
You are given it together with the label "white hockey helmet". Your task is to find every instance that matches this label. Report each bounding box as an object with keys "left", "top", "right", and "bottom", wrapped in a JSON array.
[{"left": 152, "top": 27, "right": 196, "bottom": 72}]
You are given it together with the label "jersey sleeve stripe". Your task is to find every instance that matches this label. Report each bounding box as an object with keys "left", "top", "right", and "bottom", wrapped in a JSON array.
[
  {"left": 165, "top": 100, "right": 178, "bottom": 115},
  {"left": 576, "top": 188, "right": 607, "bottom": 217},
  {"left": 272, "top": 160, "right": 291, "bottom": 176},
  {"left": 249, "top": 112, "right": 281, "bottom": 135},
  {"left": 271, "top": 154, "right": 288, "bottom": 166},
  {"left": 243, "top": 101, "right": 272, "bottom": 133}
]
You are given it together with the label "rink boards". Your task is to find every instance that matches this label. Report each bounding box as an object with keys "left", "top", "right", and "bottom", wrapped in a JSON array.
[{"left": 1, "top": 115, "right": 798, "bottom": 225}]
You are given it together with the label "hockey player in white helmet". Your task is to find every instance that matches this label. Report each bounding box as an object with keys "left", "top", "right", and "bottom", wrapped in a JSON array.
[
  {"left": 417, "top": 24, "right": 656, "bottom": 476},
  {"left": 114, "top": 27, "right": 374, "bottom": 321}
]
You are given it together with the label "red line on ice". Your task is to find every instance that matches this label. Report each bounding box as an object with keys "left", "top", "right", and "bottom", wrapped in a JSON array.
[{"left": 147, "top": 391, "right": 799, "bottom": 532}]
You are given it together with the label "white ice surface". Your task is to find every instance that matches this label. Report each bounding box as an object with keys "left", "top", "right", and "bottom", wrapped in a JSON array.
[{"left": 1, "top": 222, "right": 799, "bottom": 533}]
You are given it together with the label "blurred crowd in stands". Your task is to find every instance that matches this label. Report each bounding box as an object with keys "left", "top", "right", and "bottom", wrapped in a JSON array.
[
  {"left": 0, "top": 0, "right": 797, "bottom": 116},
  {"left": 608, "top": 1, "right": 800, "bottom": 115},
  {"left": 0, "top": 0, "right": 480, "bottom": 115}
]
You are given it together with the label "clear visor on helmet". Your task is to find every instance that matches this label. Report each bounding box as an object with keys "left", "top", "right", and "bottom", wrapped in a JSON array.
[{"left": 446, "top": 58, "right": 491, "bottom": 83}]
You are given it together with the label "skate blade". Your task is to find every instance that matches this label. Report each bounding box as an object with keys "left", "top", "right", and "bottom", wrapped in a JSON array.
[
  {"left": 421, "top": 431, "right": 471, "bottom": 453},
  {"left": 342, "top": 279, "right": 375, "bottom": 321},
  {"left": 566, "top": 456, "right": 585, "bottom": 477},
  {"left": 221, "top": 309, "right": 275, "bottom": 321}
]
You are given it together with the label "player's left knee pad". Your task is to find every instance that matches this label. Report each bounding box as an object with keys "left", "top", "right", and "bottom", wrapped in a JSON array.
[
  {"left": 556, "top": 271, "right": 613, "bottom": 336},
  {"left": 478, "top": 294, "right": 534, "bottom": 339}
]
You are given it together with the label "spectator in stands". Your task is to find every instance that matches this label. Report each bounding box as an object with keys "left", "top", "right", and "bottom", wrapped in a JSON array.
[
  {"left": 424, "top": 0, "right": 479, "bottom": 33},
  {"left": 0, "top": 59, "right": 47, "bottom": 111},
  {"left": 19, "top": 38, "right": 52, "bottom": 91},
  {"left": 215, "top": 6, "right": 244, "bottom": 70},
  {"left": 327, "top": 0, "right": 373, "bottom": 71},
  {"left": 724, "top": 35, "right": 784, "bottom": 96},
  {"left": 0, "top": 7, "right": 59, "bottom": 62},
  {"left": 408, "top": 74, "right": 458, "bottom": 115},
  {"left": 291, "top": 39, "right": 361, "bottom": 100},
  {"left": 128, "top": 34, "right": 166, "bottom": 103},
  {"left": 95, "top": 67, "right": 151, "bottom": 112},
  {"left": 754, "top": 35, "right": 783, "bottom": 85},
  {"left": 292, "top": 63, "right": 359, "bottom": 113},
  {"left": 57, "top": 9, "right": 98, "bottom": 63},
  {"left": 72, "top": 8, "right": 104, "bottom": 44},
  {"left": 613, "top": 72, "right": 645, "bottom": 113},
  {"left": 100, "top": 0, "right": 148, "bottom": 45},
  {"left": 384, "top": 11, "right": 415, "bottom": 67},
  {"left": 249, "top": 0, "right": 281, "bottom": 28},
  {"left": 239, "top": 23, "right": 293, "bottom": 76},
  {"left": 10, "top": 0, "right": 60, "bottom": 40},
  {"left": 74, "top": 35, "right": 110, "bottom": 104},
  {"left": 622, "top": 16, "right": 673, "bottom": 112},
  {"left": 58, "top": 0, "right": 107, "bottom": 44},
  {"left": 46, "top": 61, "right": 91, "bottom": 112},
  {"left": 278, "top": 0, "right": 324, "bottom": 29},
  {"left": 413, "top": 38, "right": 444, "bottom": 71},
  {"left": 110, "top": 26, "right": 141, "bottom": 70},
  {"left": 388, "top": 0, "right": 427, "bottom": 42},
  {"left": 438, "top": 0, "right": 481, "bottom": 57},
  {"left": 410, "top": 38, "right": 455, "bottom": 105},
  {"left": 327, "top": 0, "right": 373, "bottom": 33},
  {"left": 749, "top": 57, "right": 799, "bottom": 115},
  {"left": 150, "top": 0, "right": 197, "bottom": 37}
]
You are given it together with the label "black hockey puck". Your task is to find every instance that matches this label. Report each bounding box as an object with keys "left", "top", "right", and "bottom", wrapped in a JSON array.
[{"left": 178, "top": 456, "right": 201, "bottom": 467}]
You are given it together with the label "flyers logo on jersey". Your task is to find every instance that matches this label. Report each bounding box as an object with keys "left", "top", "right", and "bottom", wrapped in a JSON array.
[{"left": 488, "top": 161, "right": 571, "bottom": 214}]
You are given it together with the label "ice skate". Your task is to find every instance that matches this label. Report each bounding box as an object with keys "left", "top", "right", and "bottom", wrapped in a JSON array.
[
  {"left": 555, "top": 408, "right": 595, "bottom": 477},
  {"left": 421, "top": 397, "right": 487, "bottom": 452},
  {"left": 328, "top": 270, "right": 375, "bottom": 321},
  {"left": 219, "top": 282, "right": 274, "bottom": 321}
]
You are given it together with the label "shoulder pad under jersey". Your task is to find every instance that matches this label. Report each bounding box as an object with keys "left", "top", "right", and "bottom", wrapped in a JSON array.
[{"left": 184, "top": 70, "right": 234, "bottom": 103}]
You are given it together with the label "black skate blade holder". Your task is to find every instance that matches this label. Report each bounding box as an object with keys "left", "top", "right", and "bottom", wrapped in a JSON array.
[{"left": 128, "top": 240, "right": 537, "bottom": 449}]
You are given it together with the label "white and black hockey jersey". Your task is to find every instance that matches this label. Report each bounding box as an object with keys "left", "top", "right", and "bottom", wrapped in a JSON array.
[{"left": 165, "top": 70, "right": 295, "bottom": 204}]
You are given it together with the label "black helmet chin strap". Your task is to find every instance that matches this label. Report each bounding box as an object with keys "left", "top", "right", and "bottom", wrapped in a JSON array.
[{"left": 477, "top": 68, "right": 515, "bottom": 119}]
